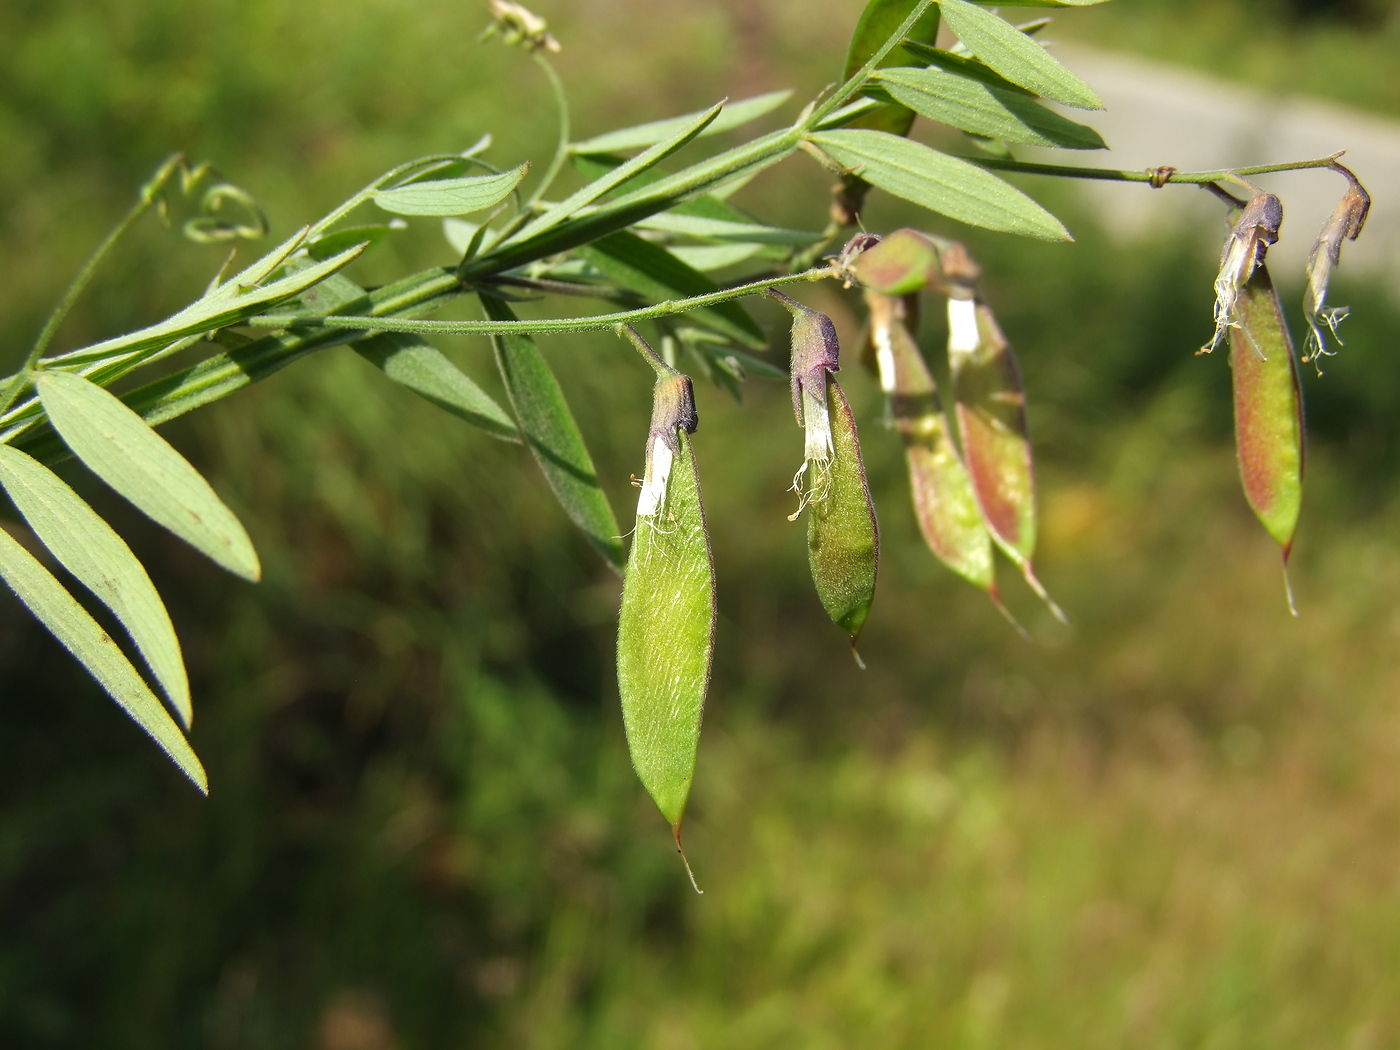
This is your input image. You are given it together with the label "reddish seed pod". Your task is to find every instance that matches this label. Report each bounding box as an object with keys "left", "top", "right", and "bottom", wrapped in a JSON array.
[
  {"left": 947, "top": 291, "right": 1065, "bottom": 622},
  {"left": 1229, "top": 264, "right": 1303, "bottom": 611},
  {"left": 850, "top": 228, "right": 943, "bottom": 296},
  {"left": 867, "top": 291, "right": 995, "bottom": 594}
]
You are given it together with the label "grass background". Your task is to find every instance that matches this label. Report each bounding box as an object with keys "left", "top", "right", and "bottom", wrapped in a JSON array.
[{"left": 4, "top": 0, "right": 1400, "bottom": 1046}]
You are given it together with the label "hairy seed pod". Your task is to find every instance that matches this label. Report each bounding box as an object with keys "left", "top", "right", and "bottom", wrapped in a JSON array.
[
  {"left": 948, "top": 293, "right": 1065, "bottom": 621},
  {"left": 868, "top": 292, "right": 995, "bottom": 593},
  {"left": 617, "top": 371, "right": 715, "bottom": 834},
  {"left": 809, "top": 381, "right": 880, "bottom": 649},
  {"left": 1229, "top": 265, "right": 1303, "bottom": 610}
]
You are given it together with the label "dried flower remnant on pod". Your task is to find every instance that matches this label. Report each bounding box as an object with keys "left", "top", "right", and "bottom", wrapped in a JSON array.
[
  {"left": 1203, "top": 191, "right": 1283, "bottom": 355},
  {"left": 1303, "top": 164, "right": 1371, "bottom": 367}
]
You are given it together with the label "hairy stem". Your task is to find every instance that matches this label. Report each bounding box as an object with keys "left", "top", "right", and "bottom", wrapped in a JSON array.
[
  {"left": 254, "top": 267, "right": 834, "bottom": 338},
  {"left": 958, "top": 152, "right": 1348, "bottom": 186},
  {"left": 806, "top": 0, "right": 936, "bottom": 126},
  {"left": 0, "top": 153, "right": 193, "bottom": 416}
]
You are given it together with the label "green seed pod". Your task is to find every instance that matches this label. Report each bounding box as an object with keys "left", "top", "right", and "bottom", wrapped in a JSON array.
[
  {"left": 867, "top": 292, "right": 995, "bottom": 594},
  {"left": 616, "top": 362, "right": 715, "bottom": 843},
  {"left": 1229, "top": 264, "right": 1303, "bottom": 608},
  {"left": 809, "top": 381, "right": 880, "bottom": 648},
  {"left": 947, "top": 292, "right": 1065, "bottom": 622},
  {"left": 849, "top": 228, "right": 944, "bottom": 296},
  {"left": 770, "top": 291, "right": 880, "bottom": 651}
]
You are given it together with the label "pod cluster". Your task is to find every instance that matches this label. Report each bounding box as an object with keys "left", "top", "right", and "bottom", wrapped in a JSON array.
[
  {"left": 1197, "top": 171, "right": 1370, "bottom": 608},
  {"left": 848, "top": 228, "right": 1064, "bottom": 627}
]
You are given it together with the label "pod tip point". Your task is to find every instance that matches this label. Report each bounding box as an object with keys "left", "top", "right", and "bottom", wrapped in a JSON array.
[{"left": 673, "top": 824, "right": 703, "bottom": 895}]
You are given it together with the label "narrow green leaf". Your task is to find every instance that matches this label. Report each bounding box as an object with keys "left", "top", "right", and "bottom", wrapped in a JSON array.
[
  {"left": 577, "top": 230, "right": 767, "bottom": 348},
  {"left": 809, "top": 129, "right": 1070, "bottom": 241},
  {"left": 0, "top": 445, "right": 191, "bottom": 725},
  {"left": 307, "top": 224, "right": 397, "bottom": 261},
  {"left": 0, "top": 525, "right": 206, "bottom": 792},
  {"left": 618, "top": 426, "right": 714, "bottom": 829},
  {"left": 513, "top": 103, "right": 725, "bottom": 243},
  {"left": 937, "top": 0, "right": 1103, "bottom": 110},
  {"left": 481, "top": 296, "right": 624, "bottom": 571},
  {"left": 460, "top": 128, "right": 799, "bottom": 281},
  {"left": 842, "top": 0, "right": 943, "bottom": 137},
  {"left": 668, "top": 244, "right": 766, "bottom": 271},
  {"left": 571, "top": 90, "right": 792, "bottom": 154},
  {"left": 871, "top": 66, "right": 1105, "bottom": 149},
  {"left": 34, "top": 370, "right": 260, "bottom": 581},
  {"left": 372, "top": 165, "right": 527, "bottom": 217},
  {"left": 353, "top": 331, "right": 520, "bottom": 442},
  {"left": 900, "top": 40, "right": 1038, "bottom": 97},
  {"left": 42, "top": 241, "right": 369, "bottom": 368},
  {"left": 633, "top": 213, "right": 823, "bottom": 244}
]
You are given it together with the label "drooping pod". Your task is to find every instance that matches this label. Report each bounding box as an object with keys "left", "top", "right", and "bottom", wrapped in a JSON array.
[
  {"left": 1229, "top": 265, "right": 1304, "bottom": 612},
  {"left": 615, "top": 330, "right": 715, "bottom": 869},
  {"left": 867, "top": 292, "right": 1008, "bottom": 611},
  {"left": 944, "top": 274, "right": 1065, "bottom": 622},
  {"left": 769, "top": 291, "right": 880, "bottom": 653}
]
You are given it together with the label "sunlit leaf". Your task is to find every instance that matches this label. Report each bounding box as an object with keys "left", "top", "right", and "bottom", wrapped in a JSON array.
[
  {"left": 41, "top": 241, "right": 368, "bottom": 368},
  {"left": 937, "top": 0, "right": 1103, "bottom": 110},
  {"left": 372, "top": 165, "right": 527, "bottom": 216},
  {"left": 808, "top": 129, "right": 1070, "bottom": 240},
  {"left": 0, "top": 525, "right": 206, "bottom": 792},
  {"left": 0, "top": 444, "right": 191, "bottom": 725},
  {"left": 481, "top": 296, "right": 624, "bottom": 571},
  {"left": 870, "top": 66, "right": 1105, "bottom": 149},
  {"left": 353, "top": 331, "right": 520, "bottom": 442},
  {"left": 513, "top": 103, "right": 725, "bottom": 243},
  {"left": 34, "top": 370, "right": 261, "bottom": 581},
  {"left": 571, "top": 90, "right": 792, "bottom": 154}
]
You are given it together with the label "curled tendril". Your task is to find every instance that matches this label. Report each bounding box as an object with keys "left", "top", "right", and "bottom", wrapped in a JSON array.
[{"left": 147, "top": 156, "right": 269, "bottom": 244}]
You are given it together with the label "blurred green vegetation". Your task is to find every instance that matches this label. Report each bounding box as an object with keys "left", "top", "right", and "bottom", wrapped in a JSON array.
[{"left": 4, "top": 1, "right": 1400, "bottom": 1047}]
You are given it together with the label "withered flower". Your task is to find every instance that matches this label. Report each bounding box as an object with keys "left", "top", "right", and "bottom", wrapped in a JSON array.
[
  {"left": 483, "top": 1, "right": 561, "bottom": 53},
  {"left": 1303, "top": 167, "right": 1370, "bottom": 364},
  {"left": 1203, "top": 192, "right": 1283, "bottom": 355}
]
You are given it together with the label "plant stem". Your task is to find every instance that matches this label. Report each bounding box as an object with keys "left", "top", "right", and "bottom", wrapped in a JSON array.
[
  {"left": 806, "top": 0, "right": 936, "bottom": 126},
  {"left": 524, "top": 53, "right": 571, "bottom": 215},
  {"left": 956, "top": 153, "right": 1347, "bottom": 186},
  {"left": 618, "top": 325, "right": 675, "bottom": 378},
  {"left": 0, "top": 153, "right": 191, "bottom": 416},
  {"left": 253, "top": 267, "right": 834, "bottom": 338}
]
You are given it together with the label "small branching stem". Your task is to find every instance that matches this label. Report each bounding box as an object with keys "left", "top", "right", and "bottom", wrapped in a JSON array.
[
  {"left": 961, "top": 152, "right": 1349, "bottom": 187},
  {"left": 253, "top": 267, "right": 836, "bottom": 338},
  {"left": 0, "top": 153, "right": 191, "bottom": 416}
]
